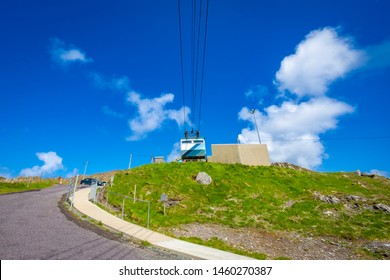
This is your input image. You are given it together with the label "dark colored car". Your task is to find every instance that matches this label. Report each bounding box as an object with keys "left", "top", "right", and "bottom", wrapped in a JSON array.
[{"left": 80, "top": 178, "right": 98, "bottom": 185}]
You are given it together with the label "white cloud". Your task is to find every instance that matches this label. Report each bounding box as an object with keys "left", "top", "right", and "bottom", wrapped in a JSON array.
[
  {"left": 167, "top": 142, "right": 181, "bottom": 162},
  {"left": 167, "top": 107, "right": 189, "bottom": 127},
  {"left": 50, "top": 38, "right": 92, "bottom": 66},
  {"left": 238, "top": 98, "right": 354, "bottom": 169},
  {"left": 126, "top": 91, "right": 191, "bottom": 141},
  {"left": 66, "top": 168, "right": 79, "bottom": 178},
  {"left": 60, "top": 49, "right": 87, "bottom": 62},
  {"left": 275, "top": 27, "right": 365, "bottom": 97},
  {"left": 240, "top": 98, "right": 354, "bottom": 136},
  {"left": 369, "top": 169, "right": 389, "bottom": 178},
  {"left": 238, "top": 27, "right": 363, "bottom": 169},
  {"left": 19, "top": 152, "right": 64, "bottom": 177}
]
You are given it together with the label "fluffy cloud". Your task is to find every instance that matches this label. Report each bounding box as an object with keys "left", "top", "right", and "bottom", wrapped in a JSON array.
[
  {"left": 238, "top": 27, "right": 364, "bottom": 169},
  {"left": 19, "top": 152, "right": 64, "bottom": 177},
  {"left": 239, "top": 98, "right": 354, "bottom": 136},
  {"left": 238, "top": 98, "right": 354, "bottom": 169},
  {"left": 50, "top": 38, "right": 92, "bottom": 66},
  {"left": 275, "top": 27, "right": 364, "bottom": 97},
  {"left": 127, "top": 91, "right": 191, "bottom": 141},
  {"left": 369, "top": 169, "right": 389, "bottom": 178},
  {"left": 167, "top": 107, "right": 189, "bottom": 127},
  {"left": 238, "top": 127, "right": 325, "bottom": 168},
  {"left": 66, "top": 168, "right": 79, "bottom": 178},
  {"left": 167, "top": 142, "right": 181, "bottom": 162}
]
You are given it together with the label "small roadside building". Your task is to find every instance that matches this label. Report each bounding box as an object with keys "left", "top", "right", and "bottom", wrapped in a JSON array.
[{"left": 208, "top": 144, "right": 271, "bottom": 166}]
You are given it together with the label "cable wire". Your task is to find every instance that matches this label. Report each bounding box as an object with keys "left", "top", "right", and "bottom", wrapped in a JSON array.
[
  {"left": 191, "top": 0, "right": 196, "bottom": 126},
  {"left": 192, "top": 0, "right": 204, "bottom": 126},
  {"left": 260, "top": 136, "right": 390, "bottom": 142},
  {"left": 178, "top": 0, "right": 209, "bottom": 133},
  {"left": 177, "top": 0, "right": 187, "bottom": 131},
  {"left": 197, "top": 0, "right": 209, "bottom": 131}
]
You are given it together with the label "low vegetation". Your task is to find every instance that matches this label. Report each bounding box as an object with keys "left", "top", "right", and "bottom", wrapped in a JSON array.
[
  {"left": 102, "top": 162, "right": 390, "bottom": 242},
  {"left": 0, "top": 179, "right": 57, "bottom": 195}
]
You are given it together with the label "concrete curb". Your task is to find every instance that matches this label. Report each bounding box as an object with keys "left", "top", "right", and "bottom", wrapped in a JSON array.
[{"left": 72, "top": 187, "right": 255, "bottom": 260}]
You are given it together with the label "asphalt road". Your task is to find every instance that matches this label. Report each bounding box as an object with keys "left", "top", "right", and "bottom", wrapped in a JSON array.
[{"left": 0, "top": 185, "right": 177, "bottom": 260}]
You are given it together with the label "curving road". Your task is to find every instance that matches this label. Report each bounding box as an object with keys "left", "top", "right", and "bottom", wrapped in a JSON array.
[{"left": 0, "top": 185, "right": 178, "bottom": 260}]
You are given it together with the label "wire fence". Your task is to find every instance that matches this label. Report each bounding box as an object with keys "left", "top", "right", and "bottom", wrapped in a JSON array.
[
  {"left": 65, "top": 175, "right": 151, "bottom": 229},
  {"left": 95, "top": 188, "right": 151, "bottom": 229}
]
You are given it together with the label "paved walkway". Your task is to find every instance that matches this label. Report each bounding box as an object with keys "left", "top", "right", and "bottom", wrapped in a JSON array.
[{"left": 72, "top": 188, "right": 254, "bottom": 260}]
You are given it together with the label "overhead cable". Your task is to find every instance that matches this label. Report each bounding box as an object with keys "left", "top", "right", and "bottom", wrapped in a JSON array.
[{"left": 177, "top": 0, "right": 187, "bottom": 131}]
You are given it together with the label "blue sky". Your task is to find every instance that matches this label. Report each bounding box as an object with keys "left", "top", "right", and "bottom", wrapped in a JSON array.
[{"left": 0, "top": 0, "right": 389, "bottom": 178}]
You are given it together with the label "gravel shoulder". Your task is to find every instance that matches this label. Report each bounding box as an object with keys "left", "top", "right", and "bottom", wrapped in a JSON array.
[{"left": 167, "top": 223, "right": 390, "bottom": 260}]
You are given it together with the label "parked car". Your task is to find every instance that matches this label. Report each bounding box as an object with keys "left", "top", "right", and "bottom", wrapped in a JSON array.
[{"left": 80, "top": 178, "right": 98, "bottom": 185}]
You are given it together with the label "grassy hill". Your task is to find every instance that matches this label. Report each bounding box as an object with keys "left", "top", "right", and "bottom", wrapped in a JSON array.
[{"left": 100, "top": 162, "right": 390, "bottom": 258}]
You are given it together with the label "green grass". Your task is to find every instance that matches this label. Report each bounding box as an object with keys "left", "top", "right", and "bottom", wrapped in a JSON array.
[
  {"left": 104, "top": 162, "right": 390, "bottom": 241},
  {"left": 0, "top": 180, "right": 57, "bottom": 195}
]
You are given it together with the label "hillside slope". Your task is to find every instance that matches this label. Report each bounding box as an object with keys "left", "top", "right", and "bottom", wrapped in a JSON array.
[{"left": 100, "top": 162, "right": 390, "bottom": 259}]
